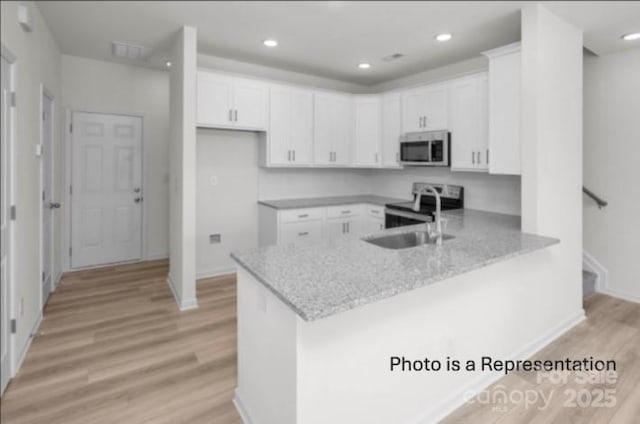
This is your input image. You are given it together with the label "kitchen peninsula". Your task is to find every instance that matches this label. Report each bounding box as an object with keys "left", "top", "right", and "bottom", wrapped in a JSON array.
[{"left": 231, "top": 209, "right": 582, "bottom": 423}]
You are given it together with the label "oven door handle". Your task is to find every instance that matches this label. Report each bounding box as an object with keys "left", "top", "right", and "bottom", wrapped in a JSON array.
[{"left": 384, "top": 208, "right": 432, "bottom": 222}]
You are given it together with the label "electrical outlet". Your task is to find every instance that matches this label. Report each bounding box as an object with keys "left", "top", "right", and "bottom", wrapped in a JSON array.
[{"left": 209, "top": 234, "right": 221, "bottom": 244}]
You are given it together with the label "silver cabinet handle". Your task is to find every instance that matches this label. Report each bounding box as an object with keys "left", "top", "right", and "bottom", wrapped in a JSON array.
[
  {"left": 298, "top": 232, "right": 309, "bottom": 236},
  {"left": 370, "top": 210, "right": 380, "bottom": 214},
  {"left": 49, "top": 202, "right": 61, "bottom": 209},
  {"left": 341, "top": 210, "right": 351, "bottom": 214},
  {"left": 346, "top": 222, "right": 350, "bottom": 233},
  {"left": 486, "top": 149, "right": 489, "bottom": 164},
  {"left": 472, "top": 151, "right": 475, "bottom": 164},
  {"left": 292, "top": 150, "right": 296, "bottom": 162},
  {"left": 234, "top": 109, "right": 238, "bottom": 122},
  {"left": 477, "top": 151, "right": 481, "bottom": 164},
  {"left": 341, "top": 222, "right": 346, "bottom": 233},
  {"left": 229, "top": 109, "right": 233, "bottom": 122},
  {"left": 298, "top": 214, "right": 309, "bottom": 218},
  {"left": 424, "top": 116, "right": 427, "bottom": 127}
]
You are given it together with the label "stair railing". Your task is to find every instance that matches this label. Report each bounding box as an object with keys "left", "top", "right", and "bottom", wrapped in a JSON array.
[{"left": 583, "top": 186, "right": 608, "bottom": 209}]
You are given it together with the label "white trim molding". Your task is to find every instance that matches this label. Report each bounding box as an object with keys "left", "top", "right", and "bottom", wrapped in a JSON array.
[
  {"left": 196, "top": 266, "right": 236, "bottom": 280},
  {"left": 582, "top": 250, "right": 607, "bottom": 292},
  {"left": 167, "top": 273, "right": 198, "bottom": 311},
  {"left": 14, "top": 311, "right": 44, "bottom": 378}
]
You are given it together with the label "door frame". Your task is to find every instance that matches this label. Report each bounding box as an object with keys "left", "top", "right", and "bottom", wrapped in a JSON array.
[
  {"left": 63, "top": 109, "right": 146, "bottom": 271},
  {"left": 39, "top": 85, "right": 55, "bottom": 306},
  {"left": 1, "top": 43, "right": 17, "bottom": 395}
]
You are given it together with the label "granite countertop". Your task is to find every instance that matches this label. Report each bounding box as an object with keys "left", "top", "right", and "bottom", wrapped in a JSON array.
[
  {"left": 231, "top": 209, "right": 559, "bottom": 322},
  {"left": 258, "top": 195, "right": 408, "bottom": 210}
]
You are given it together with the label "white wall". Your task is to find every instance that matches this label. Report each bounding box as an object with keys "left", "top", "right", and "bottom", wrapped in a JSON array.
[
  {"left": 198, "top": 54, "right": 368, "bottom": 94},
  {"left": 60, "top": 55, "right": 170, "bottom": 260},
  {"left": 168, "top": 26, "right": 198, "bottom": 310},
  {"left": 197, "top": 129, "right": 259, "bottom": 277},
  {"left": 583, "top": 49, "right": 640, "bottom": 301},
  {"left": 368, "top": 168, "right": 521, "bottom": 215},
  {"left": 521, "top": 4, "right": 583, "bottom": 313},
  {"left": 0, "top": 0, "right": 62, "bottom": 367},
  {"left": 259, "top": 168, "right": 372, "bottom": 200}
]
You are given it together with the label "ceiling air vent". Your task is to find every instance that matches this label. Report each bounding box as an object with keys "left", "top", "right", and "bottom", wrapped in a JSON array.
[
  {"left": 111, "top": 41, "right": 154, "bottom": 60},
  {"left": 382, "top": 53, "right": 405, "bottom": 62}
]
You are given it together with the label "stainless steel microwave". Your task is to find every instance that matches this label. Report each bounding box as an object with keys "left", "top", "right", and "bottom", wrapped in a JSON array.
[{"left": 399, "top": 130, "right": 450, "bottom": 166}]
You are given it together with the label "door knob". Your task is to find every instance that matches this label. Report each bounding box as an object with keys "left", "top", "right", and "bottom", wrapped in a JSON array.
[{"left": 49, "top": 202, "right": 61, "bottom": 209}]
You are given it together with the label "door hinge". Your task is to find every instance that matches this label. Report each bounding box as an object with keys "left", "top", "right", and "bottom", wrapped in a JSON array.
[
  {"left": 42, "top": 272, "right": 45, "bottom": 282},
  {"left": 10, "top": 205, "right": 16, "bottom": 220},
  {"left": 11, "top": 319, "right": 17, "bottom": 334},
  {"left": 42, "top": 191, "right": 45, "bottom": 202},
  {"left": 69, "top": 246, "right": 72, "bottom": 257},
  {"left": 69, "top": 123, "right": 73, "bottom": 133},
  {"left": 69, "top": 185, "right": 73, "bottom": 195},
  {"left": 9, "top": 92, "right": 16, "bottom": 108}
]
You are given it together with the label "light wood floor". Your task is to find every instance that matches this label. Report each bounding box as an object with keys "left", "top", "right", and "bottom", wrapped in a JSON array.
[
  {"left": 1, "top": 260, "right": 638, "bottom": 423},
  {"left": 0, "top": 260, "right": 241, "bottom": 424}
]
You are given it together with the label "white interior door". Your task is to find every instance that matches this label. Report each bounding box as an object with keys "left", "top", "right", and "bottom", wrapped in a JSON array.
[
  {"left": 71, "top": 112, "right": 143, "bottom": 268},
  {"left": 1, "top": 52, "right": 15, "bottom": 395},
  {"left": 41, "top": 92, "right": 55, "bottom": 304}
]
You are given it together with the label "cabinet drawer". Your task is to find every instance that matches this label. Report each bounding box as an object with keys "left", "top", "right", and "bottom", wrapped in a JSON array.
[
  {"left": 279, "top": 221, "right": 323, "bottom": 244},
  {"left": 365, "top": 205, "right": 384, "bottom": 218},
  {"left": 279, "top": 207, "right": 324, "bottom": 224},
  {"left": 326, "top": 204, "right": 362, "bottom": 219}
]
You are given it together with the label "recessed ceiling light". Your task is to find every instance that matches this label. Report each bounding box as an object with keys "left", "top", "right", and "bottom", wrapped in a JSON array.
[
  {"left": 621, "top": 32, "right": 640, "bottom": 41},
  {"left": 263, "top": 39, "right": 278, "bottom": 47},
  {"left": 358, "top": 63, "right": 371, "bottom": 69},
  {"left": 435, "top": 33, "right": 453, "bottom": 42},
  {"left": 165, "top": 61, "right": 172, "bottom": 68}
]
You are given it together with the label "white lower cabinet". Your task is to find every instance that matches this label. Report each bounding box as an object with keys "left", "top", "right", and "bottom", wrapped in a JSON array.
[
  {"left": 279, "top": 220, "right": 324, "bottom": 245},
  {"left": 258, "top": 203, "right": 385, "bottom": 246}
]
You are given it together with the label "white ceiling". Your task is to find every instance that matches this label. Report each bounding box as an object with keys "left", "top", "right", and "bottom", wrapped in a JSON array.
[{"left": 37, "top": 1, "right": 640, "bottom": 86}]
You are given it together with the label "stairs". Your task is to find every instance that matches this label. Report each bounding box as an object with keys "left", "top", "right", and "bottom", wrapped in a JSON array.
[{"left": 583, "top": 270, "right": 597, "bottom": 298}]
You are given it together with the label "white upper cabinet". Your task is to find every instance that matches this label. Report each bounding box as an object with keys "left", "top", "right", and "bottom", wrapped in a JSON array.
[
  {"left": 381, "top": 93, "right": 402, "bottom": 168},
  {"left": 314, "top": 92, "right": 352, "bottom": 166},
  {"left": 197, "top": 72, "right": 234, "bottom": 128},
  {"left": 449, "top": 73, "right": 489, "bottom": 172},
  {"left": 267, "top": 85, "right": 313, "bottom": 166},
  {"left": 483, "top": 43, "right": 521, "bottom": 175},
  {"left": 353, "top": 96, "right": 381, "bottom": 167},
  {"left": 402, "top": 83, "right": 448, "bottom": 133},
  {"left": 197, "top": 70, "right": 267, "bottom": 131}
]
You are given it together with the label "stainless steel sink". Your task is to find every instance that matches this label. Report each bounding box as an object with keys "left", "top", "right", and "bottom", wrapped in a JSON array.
[{"left": 364, "top": 231, "right": 454, "bottom": 250}]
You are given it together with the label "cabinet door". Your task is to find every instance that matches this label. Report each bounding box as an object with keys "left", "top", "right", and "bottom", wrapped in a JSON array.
[
  {"left": 280, "top": 221, "right": 323, "bottom": 245},
  {"left": 233, "top": 77, "right": 268, "bottom": 130},
  {"left": 344, "top": 219, "right": 360, "bottom": 236},
  {"left": 332, "top": 95, "right": 353, "bottom": 166},
  {"left": 381, "top": 93, "right": 402, "bottom": 168},
  {"left": 290, "top": 89, "right": 314, "bottom": 165},
  {"left": 197, "top": 72, "right": 234, "bottom": 127},
  {"left": 423, "top": 84, "right": 448, "bottom": 130},
  {"left": 487, "top": 50, "right": 521, "bottom": 175},
  {"left": 268, "top": 86, "right": 292, "bottom": 165},
  {"left": 449, "top": 75, "right": 486, "bottom": 172},
  {"left": 362, "top": 217, "right": 385, "bottom": 234},
  {"left": 324, "top": 219, "right": 347, "bottom": 240},
  {"left": 402, "top": 88, "right": 426, "bottom": 132},
  {"left": 354, "top": 96, "right": 381, "bottom": 167},
  {"left": 313, "top": 93, "right": 334, "bottom": 165}
]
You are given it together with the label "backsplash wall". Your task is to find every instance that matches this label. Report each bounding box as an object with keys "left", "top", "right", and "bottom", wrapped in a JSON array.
[{"left": 259, "top": 167, "right": 521, "bottom": 215}]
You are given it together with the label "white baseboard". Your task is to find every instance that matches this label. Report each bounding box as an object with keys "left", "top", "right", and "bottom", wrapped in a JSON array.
[
  {"left": 166, "top": 273, "right": 199, "bottom": 311},
  {"left": 52, "top": 271, "right": 63, "bottom": 292},
  {"left": 14, "top": 311, "right": 44, "bottom": 377},
  {"left": 196, "top": 265, "right": 236, "bottom": 280},
  {"left": 146, "top": 252, "right": 169, "bottom": 261},
  {"left": 597, "top": 287, "right": 640, "bottom": 304},
  {"left": 233, "top": 390, "right": 255, "bottom": 424},
  {"left": 419, "top": 309, "right": 586, "bottom": 424},
  {"left": 582, "top": 250, "right": 607, "bottom": 292}
]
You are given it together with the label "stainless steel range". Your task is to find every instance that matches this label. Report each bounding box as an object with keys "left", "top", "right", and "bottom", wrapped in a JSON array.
[{"left": 385, "top": 183, "right": 464, "bottom": 228}]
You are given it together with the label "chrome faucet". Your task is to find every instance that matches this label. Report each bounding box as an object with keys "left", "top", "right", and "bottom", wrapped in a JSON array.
[{"left": 414, "top": 185, "right": 443, "bottom": 246}]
